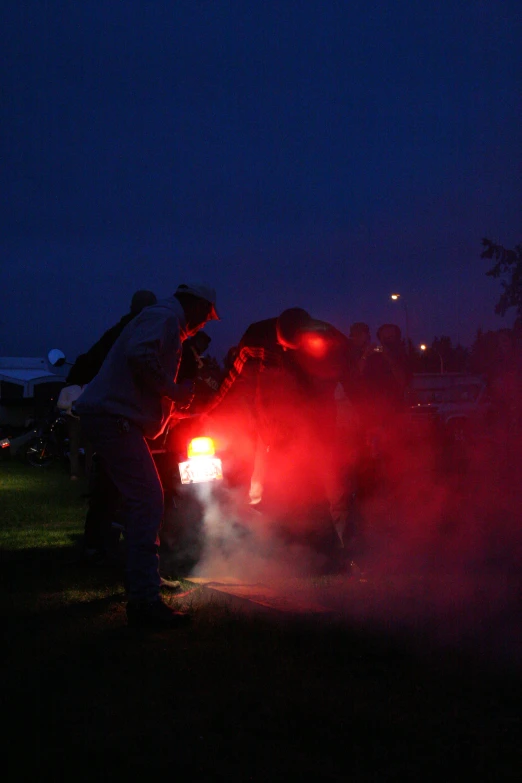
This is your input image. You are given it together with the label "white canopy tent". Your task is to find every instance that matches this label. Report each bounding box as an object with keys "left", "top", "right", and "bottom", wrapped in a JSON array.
[
  {"left": 0, "top": 357, "right": 65, "bottom": 428},
  {"left": 0, "top": 357, "right": 62, "bottom": 398}
]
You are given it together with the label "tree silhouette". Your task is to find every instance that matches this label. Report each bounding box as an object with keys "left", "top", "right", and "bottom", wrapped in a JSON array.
[
  {"left": 481, "top": 237, "right": 522, "bottom": 317},
  {"left": 469, "top": 329, "right": 500, "bottom": 381},
  {"left": 410, "top": 337, "right": 468, "bottom": 374}
]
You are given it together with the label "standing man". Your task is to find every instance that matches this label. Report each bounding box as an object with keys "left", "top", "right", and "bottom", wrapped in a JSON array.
[
  {"left": 360, "top": 323, "right": 410, "bottom": 416},
  {"left": 75, "top": 283, "right": 220, "bottom": 629},
  {"left": 64, "top": 290, "right": 158, "bottom": 480},
  {"left": 349, "top": 322, "right": 372, "bottom": 362}
]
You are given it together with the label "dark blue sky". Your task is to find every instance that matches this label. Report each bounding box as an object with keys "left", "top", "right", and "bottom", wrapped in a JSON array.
[{"left": 1, "top": 0, "right": 521, "bottom": 361}]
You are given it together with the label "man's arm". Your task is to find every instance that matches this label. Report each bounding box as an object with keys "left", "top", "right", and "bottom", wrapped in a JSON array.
[{"left": 201, "top": 344, "right": 283, "bottom": 415}]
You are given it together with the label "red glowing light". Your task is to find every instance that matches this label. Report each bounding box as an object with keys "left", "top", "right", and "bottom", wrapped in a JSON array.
[{"left": 302, "top": 334, "right": 327, "bottom": 358}]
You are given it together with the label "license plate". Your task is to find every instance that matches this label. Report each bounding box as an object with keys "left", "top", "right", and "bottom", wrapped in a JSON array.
[{"left": 179, "top": 457, "right": 223, "bottom": 484}]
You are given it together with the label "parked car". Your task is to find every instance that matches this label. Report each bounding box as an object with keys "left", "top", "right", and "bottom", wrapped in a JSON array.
[
  {"left": 405, "top": 373, "right": 493, "bottom": 447},
  {"left": 0, "top": 428, "right": 11, "bottom": 459}
]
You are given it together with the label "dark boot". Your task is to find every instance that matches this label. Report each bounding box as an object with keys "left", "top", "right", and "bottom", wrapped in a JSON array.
[{"left": 126, "top": 599, "right": 191, "bottom": 629}]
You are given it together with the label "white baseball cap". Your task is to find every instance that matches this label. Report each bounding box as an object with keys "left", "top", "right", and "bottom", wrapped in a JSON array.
[{"left": 175, "top": 283, "right": 220, "bottom": 320}]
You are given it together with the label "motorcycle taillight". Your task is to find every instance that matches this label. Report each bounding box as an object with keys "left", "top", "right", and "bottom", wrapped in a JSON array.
[{"left": 187, "top": 437, "right": 215, "bottom": 458}]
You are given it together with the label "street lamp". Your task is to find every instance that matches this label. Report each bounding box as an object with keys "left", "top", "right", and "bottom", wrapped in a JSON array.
[
  {"left": 390, "top": 293, "right": 410, "bottom": 347},
  {"left": 420, "top": 343, "right": 444, "bottom": 374}
]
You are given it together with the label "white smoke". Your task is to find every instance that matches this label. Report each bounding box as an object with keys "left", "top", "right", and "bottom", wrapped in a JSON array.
[{"left": 191, "top": 482, "right": 328, "bottom": 582}]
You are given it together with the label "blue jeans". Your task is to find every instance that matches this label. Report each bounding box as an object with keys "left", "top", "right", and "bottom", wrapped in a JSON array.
[{"left": 80, "top": 415, "right": 164, "bottom": 602}]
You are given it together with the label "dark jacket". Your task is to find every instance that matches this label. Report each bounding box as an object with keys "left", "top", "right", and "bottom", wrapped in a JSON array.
[
  {"left": 211, "top": 317, "right": 356, "bottom": 447},
  {"left": 361, "top": 345, "right": 410, "bottom": 411},
  {"left": 238, "top": 318, "right": 283, "bottom": 354},
  {"left": 66, "top": 313, "right": 136, "bottom": 386}
]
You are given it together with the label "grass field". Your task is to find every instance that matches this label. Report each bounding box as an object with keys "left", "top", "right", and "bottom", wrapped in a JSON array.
[{"left": 1, "top": 458, "right": 521, "bottom": 780}]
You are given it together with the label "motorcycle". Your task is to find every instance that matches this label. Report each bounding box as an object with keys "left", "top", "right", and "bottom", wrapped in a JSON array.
[
  {"left": 154, "top": 418, "right": 226, "bottom": 574},
  {"left": 22, "top": 348, "right": 71, "bottom": 468},
  {"left": 0, "top": 429, "right": 11, "bottom": 458},
  {"left": 178, "top": 435, "right": 223, "bottom": 485},
  {"left": 24, "top": 407, "right": 72, "bottom": 468}
]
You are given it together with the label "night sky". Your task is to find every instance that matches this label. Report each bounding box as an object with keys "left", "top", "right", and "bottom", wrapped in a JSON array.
[{"left": 1, "top": 0, "right": 521, "bottom": 363}]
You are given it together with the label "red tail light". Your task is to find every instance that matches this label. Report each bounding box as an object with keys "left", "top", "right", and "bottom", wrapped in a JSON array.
[{"left": 187, "top": 437, "right": 215, "bottom": 458}]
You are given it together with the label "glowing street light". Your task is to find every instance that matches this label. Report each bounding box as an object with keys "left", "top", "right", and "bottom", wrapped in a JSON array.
[
  {"left": 390, "top": 292, "right": 410, "bottom": 346},
  {"left": 420, "top": 343, "right": 444, "bottom": 374}
]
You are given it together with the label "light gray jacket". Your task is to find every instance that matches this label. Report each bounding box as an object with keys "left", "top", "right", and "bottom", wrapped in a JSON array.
[{"left": 75, "top": 297, "right": 188, "bottom": 438}]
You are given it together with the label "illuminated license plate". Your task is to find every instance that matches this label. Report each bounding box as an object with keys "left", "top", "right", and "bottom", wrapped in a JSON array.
[{"left": 179, "top": 457, "right": 223, "bottom": 484}]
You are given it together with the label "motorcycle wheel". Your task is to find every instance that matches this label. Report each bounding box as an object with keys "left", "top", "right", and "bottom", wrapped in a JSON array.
[{"left": 25, "top": 437, "right": 56, "bottom": 468}]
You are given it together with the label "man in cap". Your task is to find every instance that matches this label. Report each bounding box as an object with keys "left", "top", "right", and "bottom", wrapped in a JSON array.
[{"left": 75, "top": 282, "right": 220, "bottom": 629}]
